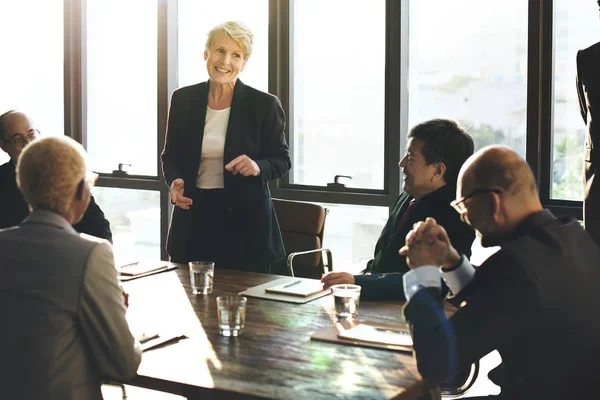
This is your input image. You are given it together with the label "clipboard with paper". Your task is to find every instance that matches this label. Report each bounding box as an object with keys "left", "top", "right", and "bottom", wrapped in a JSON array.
[
  {"left": 264, "top": 278, "right": 325, "bottom": 297},
  {"left": 118, "top": 260, "right": 177, "bottom": 281}
]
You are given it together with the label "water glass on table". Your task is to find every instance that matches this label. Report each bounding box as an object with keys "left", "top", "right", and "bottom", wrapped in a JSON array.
[
  {"left": 189, "top": 261, "right": 214, "bottom": 295},
  {"left": 331, "top": 284, "right": 361, "bottom": 321},
  {"left": 217, "top": 296, "right": 247, "bottom": 337}
]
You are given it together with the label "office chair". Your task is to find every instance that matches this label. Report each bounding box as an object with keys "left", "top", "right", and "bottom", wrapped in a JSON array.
[
  {"left": 271, "top": 198, "right": 332, "bottom": 278},
  {"left": 390, "top": 361, "right": 479, "bottom": 400},
  {"left": 440, "top": 361, "right": 480, "bottom": 398}
]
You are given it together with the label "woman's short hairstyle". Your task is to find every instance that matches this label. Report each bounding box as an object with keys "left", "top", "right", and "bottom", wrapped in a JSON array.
[
  {"left": 408, "top": 119, "right": 475, "bottom": 186},
  {"left": 205, "top": 21, "right": 254, "bottom": 60},
  {"left": 16, "top": 136, "right": 87, "bottom": 216}
]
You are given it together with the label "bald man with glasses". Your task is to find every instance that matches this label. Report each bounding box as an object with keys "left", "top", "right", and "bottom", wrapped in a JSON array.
[
  {"left": 0, "top": 110, "right": 112, "bottom": 241},
  {"left": 398, "top": 145, "right": 600, "bottom": 399}
]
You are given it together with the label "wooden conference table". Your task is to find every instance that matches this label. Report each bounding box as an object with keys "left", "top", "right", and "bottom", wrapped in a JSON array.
[{"left": 122, "top": 265, "right": 431, "bottom": 400}]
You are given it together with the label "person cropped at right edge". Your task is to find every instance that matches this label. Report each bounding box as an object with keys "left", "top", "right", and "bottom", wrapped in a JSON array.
[
  {"left": 398, "top": 145, "right": 600, "bottom": 399},
  {"left": 576, "top": 0, "right": 600, "bottom": 246}
]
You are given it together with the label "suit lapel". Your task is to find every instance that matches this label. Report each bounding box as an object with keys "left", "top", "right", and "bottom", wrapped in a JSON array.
[
  {"left": 378, "top": 192, "right": 412, "bottom": 244},
  {"left": 186, "top": 82, "right": 209, "bottom": 183},
  {"left": 392, "top": 192, "right": 413, "bottom": 227},
  {"left": 392, "top": 185, "right": 453, "bottom": 242},
  {"left": 224, "top": 79, "right": 248, "bottom": 164}
]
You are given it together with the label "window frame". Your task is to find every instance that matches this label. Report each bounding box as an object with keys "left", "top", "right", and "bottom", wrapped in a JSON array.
[
  {"left": 271, "top": 0, "right": 582, "bottom": 220},
  {"left": 58, "top": 0, "right": 582, "bottom": 264},
  {"left": 269, "top": 0, "right": 403, "bottom": 209},
  {"left": 64, "top": 0, "right": 172, "bottom": 260},
  {"left": 527, "top": 0, "right": 582, "bottom": 219}
]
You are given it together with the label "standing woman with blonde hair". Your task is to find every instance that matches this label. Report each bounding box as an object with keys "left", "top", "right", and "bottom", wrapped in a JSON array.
[{"left": 162, "top": 21, "right": 290, "bottom": 272}]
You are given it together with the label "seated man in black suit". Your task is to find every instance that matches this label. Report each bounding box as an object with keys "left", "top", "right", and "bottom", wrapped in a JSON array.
[
  {"left": 400, "top": 145, "right": 600, "bottom": 399},
  {"left": 321, "top": 119, "right": 475, "bottom": 300},
  {"left": 0, "top": 110, "right": 112, "bottom": 241}
]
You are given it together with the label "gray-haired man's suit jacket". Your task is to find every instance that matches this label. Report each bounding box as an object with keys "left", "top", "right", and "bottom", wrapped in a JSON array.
[{"left": 0, "top": 210, "right": 141, "bottom": 400}]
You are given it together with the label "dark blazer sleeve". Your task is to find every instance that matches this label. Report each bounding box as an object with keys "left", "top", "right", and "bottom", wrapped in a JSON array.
[
  {"left": 73, "top": 195, "right": 113, "bottom": 243},
  {"left": 161, "top": 89, "right": 185, "bottom": 188},
  {"left": 404, "top": 251, "right": 542, "bottom": 385},
  {"left": 253, "top": 95, "right": 291, "bottom": 182},
  {"left": 576, "top": 50, "right": 588, "bottom": 124},
  {"left": 354, "top": 273, "right": 406, "bottom": 301}
]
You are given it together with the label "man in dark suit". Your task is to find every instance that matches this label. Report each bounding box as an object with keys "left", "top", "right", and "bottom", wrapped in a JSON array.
[
  {"left": 400, "top": 145, "right": 600, "bottom": 399},
  {"left": 321, "top": 119, "right": 475, "bottom": 300},
  {"left": 576, "top": 3, "right": 600, "bottom": 246},
  {"left": 0, "top": 110, "right": 112, "bottom": 241}
]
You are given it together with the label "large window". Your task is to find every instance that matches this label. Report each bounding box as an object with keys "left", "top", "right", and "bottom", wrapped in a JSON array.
[
  {"left": 177, "top": 0, "right": 269, "bottom": 91},
  {"left": 319, "top": 203, "right": 388, "bottom": 274},
  {"left": 408, "top": 0, "right": 528, "bottom": 157},
  {"left": 85, "top": 0, "right": 158, "bottom": 176},
  {"left": 0, "top": 0, "right": 64, "bottom": 164},
  {"left": 8, "top": 1, "right": 589, "bottom": 270},
  {"left": 289, "top": 1, "right": 386, "bottom": 190},
  {"left": 92, "top": 188, "right": 161, "bottom": 263},
  {"left": 551, "top": 1, "right": 600, "bottom": 200}
]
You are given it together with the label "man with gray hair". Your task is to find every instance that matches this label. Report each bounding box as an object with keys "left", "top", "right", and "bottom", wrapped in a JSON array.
[{"left": 0, "top": 136, "right": 141, "bottom": 399}]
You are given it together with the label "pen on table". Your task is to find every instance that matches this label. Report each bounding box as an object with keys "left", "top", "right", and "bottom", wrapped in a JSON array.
[
  {"left": 142, "top": 335, "right": 189, "bottom": 352},
  {"left": 120, "top": 262, "right": 140, "bottom": 268},
  {"left": 138, "top": 332, "right": 160, "bottom": 343},
  {"left": 283, "top": 279, "right": 302, "bottom": 288},
  {"left": 373, "top": 326, "right": 410, "bottom": 335}
]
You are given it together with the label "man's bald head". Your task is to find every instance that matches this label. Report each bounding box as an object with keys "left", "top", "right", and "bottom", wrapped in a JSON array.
[
  {"left": 456, "top": 145, "right": 542, "bottom": 247},
  {"left": 460, "top": 145, "right": 538, "bottom": 200},
  {"left": 0, "top": 110, "right": 36, "bottom": 162}
]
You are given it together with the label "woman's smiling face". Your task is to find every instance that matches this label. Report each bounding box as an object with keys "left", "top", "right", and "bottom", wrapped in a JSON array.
[{"left": 204, "top": 31, "right": 247, "bottom": 86}]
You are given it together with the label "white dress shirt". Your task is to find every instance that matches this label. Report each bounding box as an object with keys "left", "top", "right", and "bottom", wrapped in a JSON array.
[{"left": 403, "top": 254, "right": 476, "bottom": 301}]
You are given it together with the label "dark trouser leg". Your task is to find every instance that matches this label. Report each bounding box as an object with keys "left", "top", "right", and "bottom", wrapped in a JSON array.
[{"left": 186, "top": 189, "right": 227, "bottom": 268}]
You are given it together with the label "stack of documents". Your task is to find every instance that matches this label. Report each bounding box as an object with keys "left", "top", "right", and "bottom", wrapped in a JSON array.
[
  {"left": 264, "top": 278, "right": 325, "bottom": 297},
  {"left": 118, "top": 260, "right": 176, "bottom": 281},
  {"left": 239, "top": 277, "right": 332, "bottom": 304}
]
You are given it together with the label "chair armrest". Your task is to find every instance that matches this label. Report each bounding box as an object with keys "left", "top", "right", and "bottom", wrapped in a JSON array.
[
  {"left": 287, "top": 248, "right": 333, "bottom": 277},
  {"left": 440, "top": 360, "right": 479, "bottom": 396}
]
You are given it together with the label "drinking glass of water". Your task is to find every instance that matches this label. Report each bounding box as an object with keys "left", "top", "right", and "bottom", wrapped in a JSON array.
[
  {"left": 216, "top": 295, "right": 247, "bottom": 337},
  {"left": 331, "top": 284, "right": 361, "bottom": 321},
  {"left": 189, "top": 261, "right": 214, "bottom": 295}
]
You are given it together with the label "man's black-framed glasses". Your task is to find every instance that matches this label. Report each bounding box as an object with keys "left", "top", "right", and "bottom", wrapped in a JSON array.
[
  {"left": 1, "top": 129, "right": 40, "bottom": 146},
  {"left": 451, "top": 188, "right": 503, "bottom": 215}
]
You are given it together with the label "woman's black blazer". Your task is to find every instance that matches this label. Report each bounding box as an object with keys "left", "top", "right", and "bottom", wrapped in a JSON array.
[{"left": 161, "top": 79, "right": 291, "bottom": 271}]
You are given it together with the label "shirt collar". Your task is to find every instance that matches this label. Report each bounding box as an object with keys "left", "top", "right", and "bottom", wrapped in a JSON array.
[{"left": 22, "top": 210, "right": 78, "bottom": 235}]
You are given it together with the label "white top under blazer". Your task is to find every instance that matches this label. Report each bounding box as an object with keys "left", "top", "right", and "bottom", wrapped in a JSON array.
[{"left": 196, "top": 106, "right": 230, "bottom": 189}]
